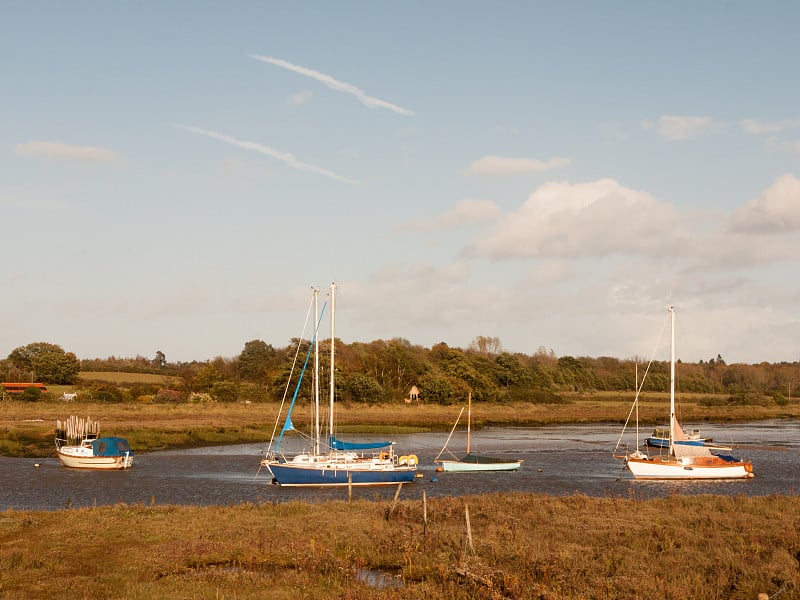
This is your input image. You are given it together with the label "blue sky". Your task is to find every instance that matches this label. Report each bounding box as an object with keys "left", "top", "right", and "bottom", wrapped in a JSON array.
[{"left": 2, "top": 2, "right": 799, "bottom": 364}]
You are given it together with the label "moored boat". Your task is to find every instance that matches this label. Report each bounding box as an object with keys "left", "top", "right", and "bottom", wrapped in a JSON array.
[
  {"left": 645, "top": 425, "right": 707, "bottom": 448},
  {"left": 260, "top": 283, "right": 418, "bottom": 487},
  {"left": 55, "top": 415, "right": 134, "bottom": 470},
  {"left": 56, "top": 435, "right": 134, "bottom": 470},
  {"left": 615, "top": 306, "right": 753, "bottom": 480},
  {"left": 435, "top": 393, "right": 523, "bottom": 473}
]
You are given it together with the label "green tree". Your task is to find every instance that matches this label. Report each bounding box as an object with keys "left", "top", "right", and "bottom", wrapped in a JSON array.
[
  {"left": 7, "top": 342, "right": 79, "bottom": 384},
  {"left": 194, "top": 364, "right": 224, "bottom": 391},
  {"left": 238, "top": 340, "right": 275, "bottom": 382},
  {"left": 152, "top": 350, "right": 166, "bottom": 368},
  {"left": 32, "top": 351, "right": 80, "bottom": 384}
]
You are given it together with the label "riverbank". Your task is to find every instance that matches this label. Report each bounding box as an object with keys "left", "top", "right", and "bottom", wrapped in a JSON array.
[
  {"left": 1, "top": 493, "right": 797, "bottom": 599},
  {"left": 2, "top": 396, "right": 799, "bottom": 457}
]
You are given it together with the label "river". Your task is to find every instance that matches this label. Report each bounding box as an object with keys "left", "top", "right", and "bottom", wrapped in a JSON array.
[{"left": 2, "top": 421, "right": 797, "bottom": 511}]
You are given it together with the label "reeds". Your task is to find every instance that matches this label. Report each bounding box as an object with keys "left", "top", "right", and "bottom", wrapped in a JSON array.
[{"left": 0, "top": 493, "right": 797, "bottom": 599}]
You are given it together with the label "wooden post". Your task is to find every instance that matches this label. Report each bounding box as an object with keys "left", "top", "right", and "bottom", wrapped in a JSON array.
[
  {"left": 348, "top": 471, "right": 353, "bottom": 503},
  {"left": 386, "top": 482, "right": 403, "bottom": 520},
  {"left": 465, "top": 503, "right": 474, "bottom": 554},
  {"left": 422, "top": 489, "right": 428, "bottom": 535}
]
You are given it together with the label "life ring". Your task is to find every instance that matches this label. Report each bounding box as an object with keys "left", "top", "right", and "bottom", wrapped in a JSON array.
[
  {"left": 380, "top": 451, "right": 389, "bottom": 461},
  {"left": 398, "top": 455, "right": 409, "bottom": 465}
]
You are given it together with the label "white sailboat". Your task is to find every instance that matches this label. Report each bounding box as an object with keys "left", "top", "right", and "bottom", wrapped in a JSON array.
[
  {"left": 54, "top": 415, "right": 133, "bottom": 470},
  {"left": 261, "top": 283, "right": 418, "bottom": 486},
  {"left": 434, "top": 392, "right": 523, "bottom": 472},
  {"left": 616, "top": 306, "right": 754, "bottom": 480}
]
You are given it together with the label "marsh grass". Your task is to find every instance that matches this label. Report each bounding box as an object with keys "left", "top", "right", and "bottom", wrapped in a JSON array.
[
  {"left": 0, "top": 493, "right": 798, "bottom": 599},
  {"left": 1, "top": 397, "right": 799, "bottom": 457}
]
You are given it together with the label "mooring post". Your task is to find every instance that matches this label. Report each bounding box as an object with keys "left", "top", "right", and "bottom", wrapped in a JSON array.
[
  {"left": 422, "top": 489, "right": 428, "bottom": 535},
  {"left": 465, "top": 503, "right": 474, "bottom": 554},
  {"left": 348, "top": 471, "right": 353, "bottom": 503},
  {"left": 386, "top": 482, "right": 404, "bottom": 520}
]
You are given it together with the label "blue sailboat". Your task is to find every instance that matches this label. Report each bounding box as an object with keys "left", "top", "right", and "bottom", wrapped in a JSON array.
[{"left": 261, "top": 283, "right": 418, "bottom": 487}]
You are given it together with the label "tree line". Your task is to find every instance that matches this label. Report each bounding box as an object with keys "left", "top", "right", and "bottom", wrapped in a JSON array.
[{"left": 2, "top": 338, "right": 799, "bottom": 405}]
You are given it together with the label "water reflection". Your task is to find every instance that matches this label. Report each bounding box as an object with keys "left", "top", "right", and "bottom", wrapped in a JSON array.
[{"left": 2, "top": 421, "right": 797, "bottom": 511}]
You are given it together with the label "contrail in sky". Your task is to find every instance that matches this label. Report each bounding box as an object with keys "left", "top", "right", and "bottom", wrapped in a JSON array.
[
  {"left": 248, "top": 54, "right": 414, "bottom": 117},
  {"left": 176, "top": 124, "right": 358, "bottom": 184}
]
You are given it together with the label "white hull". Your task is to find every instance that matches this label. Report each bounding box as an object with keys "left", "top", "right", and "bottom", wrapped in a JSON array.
[
  {"left": 626, "top": 456, "right": 753, "bottom": 480},
  {"left": 439, "top": 460, "right": 522, "bottom": 473},
  {"left": 56, "top": 448, "right": 133, "bottom": 470}
]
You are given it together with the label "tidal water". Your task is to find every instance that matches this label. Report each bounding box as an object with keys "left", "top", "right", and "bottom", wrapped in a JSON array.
[{"left": 2, "top": 421, "right": 797, "bottom": 511}]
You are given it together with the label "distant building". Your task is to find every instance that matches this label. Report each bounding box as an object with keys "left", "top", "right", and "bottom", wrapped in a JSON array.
[
  {"left": 1, "top": 382, "right": 48, "bottom": 397},
  {"left": 405, "top": 385, "right": 420, "bottom": 403}
]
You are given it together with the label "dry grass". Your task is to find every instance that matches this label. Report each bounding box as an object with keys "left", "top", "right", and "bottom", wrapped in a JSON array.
[{"left": 0, "top": 493, "right": 797, "bottom": 599}]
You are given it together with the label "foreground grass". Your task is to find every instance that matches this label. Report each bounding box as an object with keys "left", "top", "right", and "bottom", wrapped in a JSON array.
[
  {"left": 1, "top": 396, "right": 799, "bottom": 457},
  {"left": 0, "top": 493, "right": 797, "bottom": 599}
]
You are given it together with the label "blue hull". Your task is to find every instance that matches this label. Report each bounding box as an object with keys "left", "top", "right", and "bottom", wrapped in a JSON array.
[{"left": 267, "top": 463, "right": 416, "bottom": 487}]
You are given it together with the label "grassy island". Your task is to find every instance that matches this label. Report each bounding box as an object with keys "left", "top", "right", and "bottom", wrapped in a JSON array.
[{"left": 1, "top": 493, "right": 798, "bottom": 599}]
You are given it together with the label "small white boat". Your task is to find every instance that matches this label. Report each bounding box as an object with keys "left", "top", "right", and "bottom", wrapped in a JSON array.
[
  {"left": 645, "top": 426, "right": 707, "bottom": 448},
  {"left": 56, "top": 435, "right": 134, "bottom": 470},
  {"left": 435, "top": 393, "right": 523, "bottom": 472}
]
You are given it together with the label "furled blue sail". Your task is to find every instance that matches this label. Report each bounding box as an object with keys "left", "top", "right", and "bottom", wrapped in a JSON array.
[
  {"left": 274, "top": 301, "right": 326, "bottom": 452},
  {"left": 329, "top": 435, "right": 391, "bottom": 451}
]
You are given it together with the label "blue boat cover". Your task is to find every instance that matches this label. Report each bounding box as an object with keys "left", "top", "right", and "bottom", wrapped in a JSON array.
[
  {"left": 91, "top": 437, "right": 133, "bottom": 457},
  {"left": 329, "top": 435, "right": 390, "bottom": 450}
]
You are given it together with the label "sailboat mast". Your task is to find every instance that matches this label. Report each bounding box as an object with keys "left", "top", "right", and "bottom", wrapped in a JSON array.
[
  {"left": 669, "top": 305, "right": 676, "bottom": 455},
  {"left": 466, "top": 391, "right": 472, "bottom": 454},
  {"left": 313, "top": 287, "right": 320, "bottom": 455},
  {"left": 329, "top": 282, "right": 336, "bottom": 440}
]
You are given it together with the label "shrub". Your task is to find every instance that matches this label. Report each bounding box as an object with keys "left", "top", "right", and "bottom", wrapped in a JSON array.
[
  {"left": 726, "top": 391, "right": 770, "bottom": 406},
  {"left": 19, "top": 387, "right": 42, "bottom": 402},
  {"left": 83, "top": 384, "right": 124, "bottom": 403},
  {"left": 210, "top": 381, "right": 239, "bottom": 403},
  {"left": 154, "top": 389, "right": 184, "bottom": 403},
  {"left": 239, "top": 383, "right": 270, "bottom": 403}
]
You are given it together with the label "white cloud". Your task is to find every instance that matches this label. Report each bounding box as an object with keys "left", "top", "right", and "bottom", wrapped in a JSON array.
[
  {"left": 464, "top": 155, "right": 569, "bottom": 177},
  {"left": 175, "top": 124, "right": 357, "bottom": 184},
  {"left": 466, "top": 179, "right": 685, "bottom": 259},
  {"left": 288, "top": 90, "right": 313, "bottom": 107},
  {"left": 740, "top": 118, "right": 800, "bottom": 135},
  {"left": 15, "top": 141, "right": 126, "bottom": 164},
  {"left": 654, "top": 115, "right": 717, "bottom": 140},
  {"left": 728, "top": 173, "right": 800, "bottom": 233},
  {"left": 249, "top": 54, "right": 414, "bottom": 116},
  {"left": 393, "top": 198, "right": 501, "bottom": 232}
]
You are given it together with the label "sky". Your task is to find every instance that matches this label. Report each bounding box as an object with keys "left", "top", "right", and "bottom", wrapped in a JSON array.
[{"left": 2, "top": 2, "right": 800, "bottom": 365}]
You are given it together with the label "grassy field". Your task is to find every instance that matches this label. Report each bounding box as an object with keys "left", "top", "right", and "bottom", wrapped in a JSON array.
[
  {"left": 0, "top": 493, "right": 797, "bottom": 599},
  {"left": 77, "top": 371, "right": 182, "bottom": 385}
]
